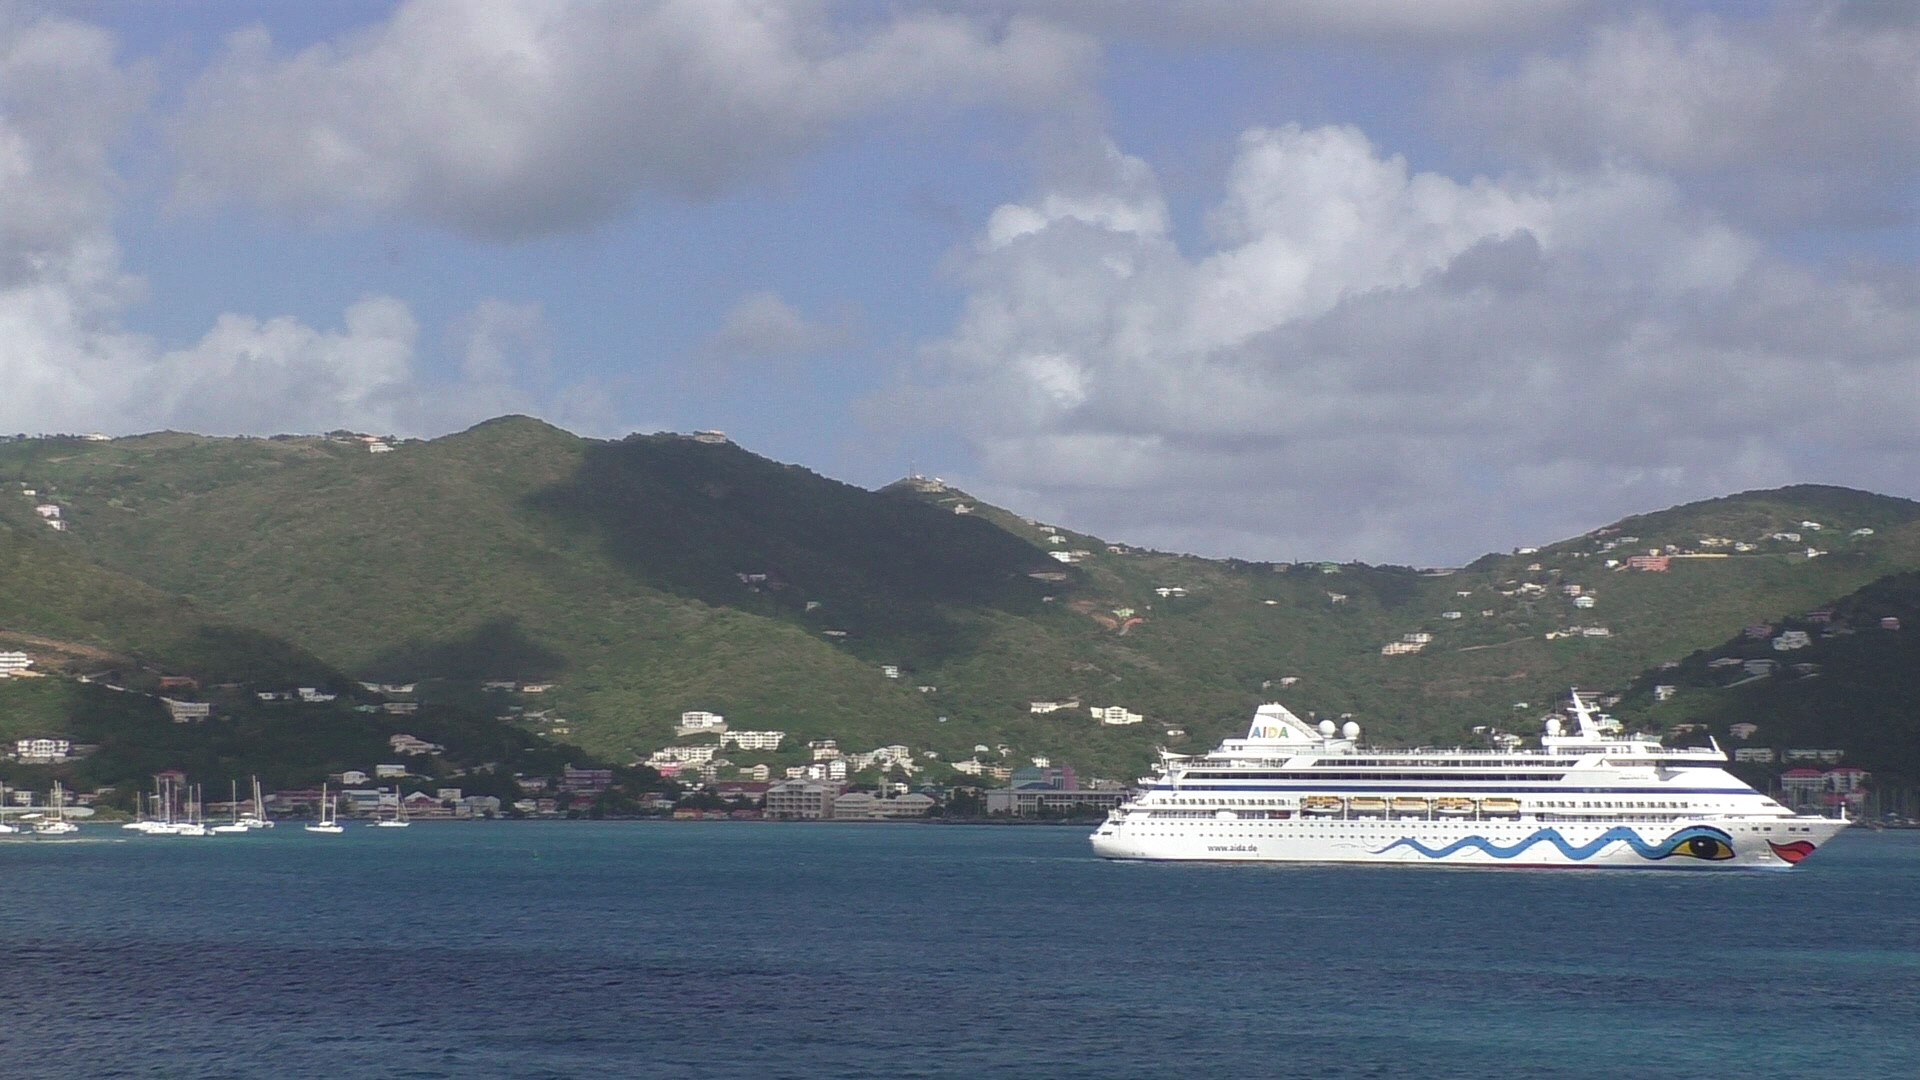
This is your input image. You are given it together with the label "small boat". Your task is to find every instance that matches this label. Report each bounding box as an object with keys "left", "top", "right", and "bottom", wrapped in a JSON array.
[
  {"left": 1480, "top": 797, "right": 1523, "bottom": 815},
  {"left": 34, "top": 783, "right": 79, "bottom": 835},
  {"left": 304, "top": 784, "right": 344, "bottom": 834},
  {"left": 372, "top": 788, "right": 410, "bottom": 828},
  {"left": 1347, "top": 796, "right": 1388, "bottom": 816},
  {"left": 123, "top": 787, "right": 157, "bottom": 831},
  {"left": 211, "top": 780, "right": 251, "bottom": 833},
  {"left": 238, "top": 776, "right": 273, "bottom": 829},
  {"left": 1389, "top": 796, "right": 1430, "bottom": 815},
  {"left": 1434, "top": 797, "right": 1476, "bottom": 815},
  {"left": 127, "top": 780, "right": 180, "bottom": 834},
  {"left": 1301, "top": 795, "right": 1344, "bottom": 815},
  {"left": 164, "top": 784, "right": 211, "bottom": 836},
  {"left": 133, "top": 775, "right": 199, "bottom": 835}
]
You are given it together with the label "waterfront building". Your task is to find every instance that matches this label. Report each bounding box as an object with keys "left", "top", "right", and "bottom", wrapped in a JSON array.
[
  {"left": 561, "top": 766, "right": 614, "bottom": 794},
  {"left": 765, "top": 780, "right": 841, "bottom": 820},
  {"left": 987, "top": 787, "right": 1132, "bottom": 817},
  {"left": 831, "top": 791, "right": 937, "bottom": 819}
]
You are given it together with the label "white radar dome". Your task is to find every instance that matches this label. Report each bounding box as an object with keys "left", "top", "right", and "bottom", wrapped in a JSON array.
[
  {"left": 1318, "top": 719, "right": 1336, "bottom": 736},
  {"left": 1545, "top": 717, "right": 1563, "bottom": 736},
  {"left": 1342, "top": 721, "right": 1360, "bottom": 740}
]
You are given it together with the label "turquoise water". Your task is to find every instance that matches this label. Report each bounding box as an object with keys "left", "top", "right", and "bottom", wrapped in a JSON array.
[{"left": 2, "top": 824, "right": 1915, "bottom": 1079}]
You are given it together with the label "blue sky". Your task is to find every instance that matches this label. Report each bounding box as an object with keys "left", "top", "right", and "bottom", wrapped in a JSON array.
[{"left": 4, "top": 1, "right": 1916, "bottom": 565}]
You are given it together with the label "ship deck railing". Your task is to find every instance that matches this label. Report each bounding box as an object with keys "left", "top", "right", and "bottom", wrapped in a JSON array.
[{"left": 1197, "top": 744, "right": 1724, "bottom": 764}]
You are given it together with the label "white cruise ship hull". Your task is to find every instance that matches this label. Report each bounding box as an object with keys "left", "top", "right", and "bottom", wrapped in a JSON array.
[
  {"left": 1093, "top": 691, "right": 1852, "bottom": 870},
  {"left": 1091, "top": 814, "right": 1849, "bottom": 869}
]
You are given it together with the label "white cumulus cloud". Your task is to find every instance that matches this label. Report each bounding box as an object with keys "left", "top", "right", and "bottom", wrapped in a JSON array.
[
  {"left": 0, "top": 10, "right": 581, "bottom": 440},
  {"left": 1444, "top": 4, "right": 1920, "bottom": 229},
  {"left": 699, "top": 290, "right": 855, "bottom": 366},
  {"left": 902, "top": 123, "right": 1920, "bottom": 564},
  {"left": 169, "top": 0, "right": 1097, "bottom": 240},
  {"left": 134, "top": 298, "right": 419, "bottom": 435},
  {"left": 953, "top": 0, "right": 1586, "bottom": 43}
]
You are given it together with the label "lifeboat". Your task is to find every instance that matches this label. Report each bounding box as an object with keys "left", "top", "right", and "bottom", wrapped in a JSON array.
[
  {"left": 1434, "top": 797, "right": 1476, "bottom": 815},
  {"left": 1480, "top": 797, "right": 1523, "bottom": 816},
  {"left": 1389, "top": 796, "right": 1430, "bottom": 815},
  {"left": 1301, "top": 795, "right": 1344, "bottom": 815},
  {"left": 1347, "top": 796, "right": 1388, "bottom": 816}
]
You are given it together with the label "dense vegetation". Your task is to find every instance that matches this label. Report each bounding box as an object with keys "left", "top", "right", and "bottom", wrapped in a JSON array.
[
  {"left": 1611, "top": 571, "right": 1920, "bottom": 787},
  {"left": 3, "top": 421, "right": 1919, "bottom": 787}
]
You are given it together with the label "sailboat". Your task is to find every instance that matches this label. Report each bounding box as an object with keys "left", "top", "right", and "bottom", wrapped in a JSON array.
[
  {"left": 373, "top": 787, "right": 411, "bottom": 828},
  {"left": 211, "top": 780, "right": 250, "bottom": 833},
  {"left": 168, "top": 783, "right": 210, "bottom": 836},
  {"left": 126, "top": 775, "right": 201, "bottom": 836},
  {"left": 0, "top": 782, "right": 17, "bottom": 835},
  {"left": 127, "top": 782, "right": 171, "bottom": 834},
  {"left": 304, "top": 784, "right": 344, "bottom": 834},
  {"left": 239, "top": 776, "right": 273, "bottom": 829},
  {"left": 122, "top": 785, "right": 155, "bottom": 831},
  {"left": 134, "top": 776, "right": 179, "bottom": 835},
  {"left": 34, "top": 782, "right": 80, "bottom": 835}
]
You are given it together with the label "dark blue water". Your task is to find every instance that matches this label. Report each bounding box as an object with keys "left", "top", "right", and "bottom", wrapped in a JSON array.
[{"left": 2, "top": 823, "right": 1914, "bottom": 1079}]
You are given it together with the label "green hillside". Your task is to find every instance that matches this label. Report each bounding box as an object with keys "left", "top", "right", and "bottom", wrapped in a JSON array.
[
  {"left": 0, "top": 421, "right": 1051, "bottom": 766},
  {"left": 0, "top": 451, "right": 601, "bottom": 797},
  {"left": 0, "top": 512, "right": 335, "bottom": 687},
  {"left": 1610, "top": 570, "right": 1920, "bottom": 788},
  {"left": 6, "top": 422, "right": 1920, "bottom": 783}
]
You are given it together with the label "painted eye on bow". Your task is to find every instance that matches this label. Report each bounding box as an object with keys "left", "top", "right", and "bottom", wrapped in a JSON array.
[{"left": 1665, "top": 830, "right": 1735, "bottom": 860}]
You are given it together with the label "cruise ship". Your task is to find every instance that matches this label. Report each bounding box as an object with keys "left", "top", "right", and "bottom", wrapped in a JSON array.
[{"left": 1090, "top": 691, "right": 1847, "bottom": 869}]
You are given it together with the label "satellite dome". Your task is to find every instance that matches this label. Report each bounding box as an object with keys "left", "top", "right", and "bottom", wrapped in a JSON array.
[
  {"left": 1318, "top": 719, "right": 1336, "bottom": 736},
  {"left": 1545, "top": 717, "right": 1563, "bottom": 736},
  {"left": 1341, "top": 721, "right": 1360, "bottom": 740}
]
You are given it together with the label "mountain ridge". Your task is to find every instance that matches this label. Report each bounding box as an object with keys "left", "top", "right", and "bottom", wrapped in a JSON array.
[{"left": 4, "top": 418, "right": 1918, "bottom": 788}]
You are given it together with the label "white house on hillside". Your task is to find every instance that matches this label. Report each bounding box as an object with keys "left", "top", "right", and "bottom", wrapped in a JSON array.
[
  {"left": 15, "top": 738, "right": 69, "bottom": 762},
  {"left": 723, "top": 730, "right": 786, "bottom": 751},
  {"left": 162, "top": 698, "right": 211, "bottom": 723},
  {"left": 676, "top": 710, "right": 727, "bottom": 736}
]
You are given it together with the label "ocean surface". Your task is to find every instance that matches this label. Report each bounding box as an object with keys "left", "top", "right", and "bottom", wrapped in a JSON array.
[{"left": 2, "top": 823, "right": 1915, "bottom": 1079}]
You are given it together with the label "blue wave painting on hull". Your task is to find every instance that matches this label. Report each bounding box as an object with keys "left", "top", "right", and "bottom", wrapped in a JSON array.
[{"left": 1374, "top": 825, "right": 1736, "bottom": 862}]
